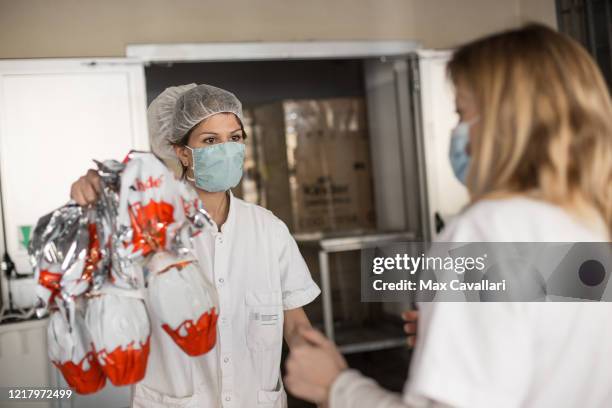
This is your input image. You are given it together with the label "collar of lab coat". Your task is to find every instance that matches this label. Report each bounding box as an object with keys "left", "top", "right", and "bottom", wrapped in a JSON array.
[{"left": 218, "top": 189, "right": 236, "bottom": 234}]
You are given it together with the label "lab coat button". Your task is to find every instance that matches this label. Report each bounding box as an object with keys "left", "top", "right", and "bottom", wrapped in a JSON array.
[
  {"left": 225, "top": 396, "right": 231, "bottom": 402},
  {"left": 218, "top": 278, "right": 225, "bottom": 284},
  {"left": 223, "top": 356, "right": 230, "bottom": 363}
]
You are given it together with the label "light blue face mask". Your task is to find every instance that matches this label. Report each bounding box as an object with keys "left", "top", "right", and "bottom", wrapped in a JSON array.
[
  {"left": 186, "top": 142, "right": 246, "bottom": 192},
  {"left": 449, "top": 121, "right": 473, "bottom": 185}
]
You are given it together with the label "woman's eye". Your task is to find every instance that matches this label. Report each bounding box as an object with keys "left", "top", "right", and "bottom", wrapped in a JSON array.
[
  {"left": 231, "top": 135, "right": 243, "bottom": 141},
  {"left": 204, "top": 137, "right": 215, "bottom": 144}
]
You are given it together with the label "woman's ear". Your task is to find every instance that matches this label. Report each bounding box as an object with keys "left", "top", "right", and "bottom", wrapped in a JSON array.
[{"left": 174, "top": 145, "right": 191, "bottom": 167}]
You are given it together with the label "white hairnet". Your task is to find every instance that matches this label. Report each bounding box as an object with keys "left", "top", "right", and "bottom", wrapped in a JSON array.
[{"left": 148, "top": 83, "right": 244, "bottom": 162}]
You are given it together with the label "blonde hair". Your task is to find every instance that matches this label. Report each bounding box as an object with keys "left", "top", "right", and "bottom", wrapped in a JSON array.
[{"left": 448, "top": 24, "right": 612, "bottom": 236}]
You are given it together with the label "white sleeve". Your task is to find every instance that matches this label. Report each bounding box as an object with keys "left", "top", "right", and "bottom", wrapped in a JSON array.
[
  {"left": 330, "top": 370, "right": 452, "bottom": 408},
  {"left": 404, "top": 302, "right": 533, "bottom": 408},
  {"left": 273, "top": 218, "right": 321, "bottom": 310}
]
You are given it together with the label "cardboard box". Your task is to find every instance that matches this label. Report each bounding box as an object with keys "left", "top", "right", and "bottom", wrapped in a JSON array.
[{"left": 254, "top": 98, "right": 376, "bottom": 233}]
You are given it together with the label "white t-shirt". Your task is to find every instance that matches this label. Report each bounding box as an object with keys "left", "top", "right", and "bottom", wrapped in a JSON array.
[
  {"left": 404, "top": 197, "right": 611, "bottom": 408},
  {"left": 330, "top": 197, "right": 611, "bottom": 408},
  {"left": 133, "top": 192, "right": 321, "bottom": 408}
]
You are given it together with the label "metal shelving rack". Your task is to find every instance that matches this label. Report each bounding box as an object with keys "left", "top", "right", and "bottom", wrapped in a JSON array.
[{"left": 295, "top": 231, "right": 415, "bottom": 354}]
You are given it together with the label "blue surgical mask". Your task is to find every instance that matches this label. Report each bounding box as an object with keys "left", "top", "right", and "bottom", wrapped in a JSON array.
[
  {"left": 449, "top": 121, "right": 473, "bottom": 184},
  {"left": 186, "top": 142, "right": 246, "bottom": 192}
]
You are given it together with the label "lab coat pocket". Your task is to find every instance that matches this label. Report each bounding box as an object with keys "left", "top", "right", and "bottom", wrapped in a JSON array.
[
  {"left": 132, "top": 383, "right": 201, "bottom": 408},
  {"left": 245, "top": 291, "right": 285, "bottom": 400},
  {"left": 258, "top": 378, "right": 287, "bottom": 406},
  {"left": 245, "top": 291, "right": 284, "bottom": 351}
]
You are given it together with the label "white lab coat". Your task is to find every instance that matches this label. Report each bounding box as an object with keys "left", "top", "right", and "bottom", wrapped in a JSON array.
[
  {"left": 329, "top": 197, "right": 612, "bottom": 408},
  {"left": 132, "top": 192, "right": 321, "bottom": 407}
]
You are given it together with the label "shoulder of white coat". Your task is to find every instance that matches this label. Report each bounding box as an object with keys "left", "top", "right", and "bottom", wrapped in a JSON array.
[
  {"left": 437, "top": 198, "right": 530, "bottom": 242},
  {"left": 232, "top": 196, "right": 288, "bottom": 232},
  {"left": 437, "top": 197, "right": 601, "bottom": 242}
]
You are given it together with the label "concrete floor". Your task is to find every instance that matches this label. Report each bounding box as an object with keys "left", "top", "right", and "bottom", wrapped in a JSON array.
[{"left": 284, "top": 347, "right": 412, "bottom": 407}]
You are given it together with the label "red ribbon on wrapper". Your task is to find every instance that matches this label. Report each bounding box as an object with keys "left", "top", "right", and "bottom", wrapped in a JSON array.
[
  {"left": 127, "top": 200, "right": 175, "bottom": 256},
  {"left": 83, "top": 223, "right": 101, "bottom": 282},
  {"left": 38, "top": 270, "right": 62, "bottom": 306}
]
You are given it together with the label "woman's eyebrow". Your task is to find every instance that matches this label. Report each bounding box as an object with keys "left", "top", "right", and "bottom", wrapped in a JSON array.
[{"left": 197, "top": 128, "right": 242, "bottom": 136}]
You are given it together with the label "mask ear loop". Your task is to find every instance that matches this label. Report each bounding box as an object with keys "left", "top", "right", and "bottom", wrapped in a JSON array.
[{"left": 184, "top": 146, "right": 196, "bottom": 182}]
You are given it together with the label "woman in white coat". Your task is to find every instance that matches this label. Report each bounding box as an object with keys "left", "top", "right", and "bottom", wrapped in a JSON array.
[
  {"left": 284, "top": 24, "right": 612, "bottom": 408},
  {"left": 71, "top": 84, "right": 321, "bottom": 407}
]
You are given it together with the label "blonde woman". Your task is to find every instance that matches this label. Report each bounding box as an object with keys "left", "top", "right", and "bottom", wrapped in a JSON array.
[{"left": 284, "top": 24, "right": 612, "bottom": 408}]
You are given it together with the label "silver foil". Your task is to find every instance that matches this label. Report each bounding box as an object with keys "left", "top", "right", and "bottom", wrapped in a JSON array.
[{"left": 29, "top": 151, "right": 213, "bottom": 314}]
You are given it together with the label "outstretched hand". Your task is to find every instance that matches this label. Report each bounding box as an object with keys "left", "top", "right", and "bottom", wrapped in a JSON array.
[{"left": 284, "top": 327, "right": 348, "bottom": 405}]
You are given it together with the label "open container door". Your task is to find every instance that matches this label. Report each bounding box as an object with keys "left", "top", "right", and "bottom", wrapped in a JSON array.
[
  {"left": 365, "top": 50, "right": 468, "bottom": 243},
  {"left": 364, "top": 50, "right": 468, "bottom": 320},
  {"left": 0, "top": 58, "right": 149, "bottom": 408},
  {"left": 364, "top": 56, "right": 429, "bottom": 239},
  {"left": 411, "top": 50, "right": 469, "bottom": 239}
]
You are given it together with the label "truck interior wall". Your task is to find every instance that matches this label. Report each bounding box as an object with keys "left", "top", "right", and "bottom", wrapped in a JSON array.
[{"left": 145, "top": 60, "right": 366, "bottom": 105}]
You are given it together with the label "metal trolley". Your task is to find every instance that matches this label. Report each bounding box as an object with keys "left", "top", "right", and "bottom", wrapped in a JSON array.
[{"left": 296, "top": 231, "right": 415, "bottom": 354}]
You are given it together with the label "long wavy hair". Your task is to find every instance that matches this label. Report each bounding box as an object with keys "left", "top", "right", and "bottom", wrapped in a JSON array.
[{"left": 448, "top": 24, "right": 612, "bottom": 236}]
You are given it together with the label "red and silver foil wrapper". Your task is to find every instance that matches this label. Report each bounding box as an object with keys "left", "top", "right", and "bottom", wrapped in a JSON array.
[
  {"left": 85, "top": 285, "right": 151, "bottom": 386},
  {"left": 178, "top": 181, "right": 215, "bottom": 237},
  {"left": 117, "top": 153, "right": 218, "bottom": 355},
  {"left": 117, "top": 153, "right": 185, "bottom": 254},
  {"left": 29, "top": 151, "right": 217, "bottom": 394},
  {"left": 47, "top": 307, "right": 106, "bottom": 394},
  {"left": 29, "top": 205, "right": 96, "bottom": 311},
  {"left": 147, "top": 252, "right": 219, "bottom": 356}
]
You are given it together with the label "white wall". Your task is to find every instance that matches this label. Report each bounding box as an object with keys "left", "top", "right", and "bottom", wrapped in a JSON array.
[{"left": 0, "top": 0, "right": 557, "bottom": 58}]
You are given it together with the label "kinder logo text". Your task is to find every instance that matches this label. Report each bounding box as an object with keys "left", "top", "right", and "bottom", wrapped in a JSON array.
[{"left": 133, "top": 175, "right": 164, "bottom": 192}]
